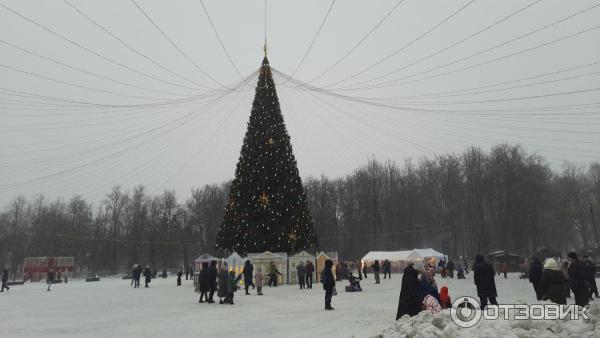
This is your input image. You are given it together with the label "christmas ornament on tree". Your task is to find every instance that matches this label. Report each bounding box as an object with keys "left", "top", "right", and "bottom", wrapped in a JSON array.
[{"left": 216, "top": 53, "right": 317, "bottom": 254}]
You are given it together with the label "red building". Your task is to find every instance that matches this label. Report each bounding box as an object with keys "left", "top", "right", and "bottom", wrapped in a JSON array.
[{"left": 22, "top": 257, "right": 75, "bottom": 282}]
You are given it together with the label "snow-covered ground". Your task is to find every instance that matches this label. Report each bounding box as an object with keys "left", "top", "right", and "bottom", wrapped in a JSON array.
[{"left": 0, "top": 273, "right": 598, "bottom": 337}]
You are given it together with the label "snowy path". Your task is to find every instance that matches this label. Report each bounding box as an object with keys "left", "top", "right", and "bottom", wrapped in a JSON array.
[{"left": 0, "top": 273, "right": 598, "bottom": 337}]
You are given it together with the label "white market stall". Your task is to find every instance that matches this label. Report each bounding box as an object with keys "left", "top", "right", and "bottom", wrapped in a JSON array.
[
  {"left": 194, "top": 253, "right": 219, "bottom": 272},
  {"left": 248, "top": 251, "right": 288, "bottom": 285},
  {"left": 360, "top": 248, "right": 447, "bottom": 273}
]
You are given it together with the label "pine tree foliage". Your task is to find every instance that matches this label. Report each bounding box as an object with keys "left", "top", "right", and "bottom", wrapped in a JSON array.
[{"left": 215, "top": 56, "right": 317, "bottom": 254}]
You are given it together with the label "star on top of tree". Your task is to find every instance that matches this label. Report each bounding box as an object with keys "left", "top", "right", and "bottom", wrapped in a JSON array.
[{"left": 259, "top": 191, "right": 270, "bottom": 208}]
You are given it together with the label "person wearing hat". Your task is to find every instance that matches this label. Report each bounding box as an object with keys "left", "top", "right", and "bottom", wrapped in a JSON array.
[
  {"left": 567, "top": 252, "right": 589, "bottom": 307},
  {"left": 539, "top": 258, "right": 567, "bottom": 305},
  {"left": 396, "top": 261, "right": 423, "bottom": 319},
  {"left": 473, "top": 255, "right": 498, "bottom": 310},
  {"left": 321, "top": 259, "right": 336, "bottom": 310}
]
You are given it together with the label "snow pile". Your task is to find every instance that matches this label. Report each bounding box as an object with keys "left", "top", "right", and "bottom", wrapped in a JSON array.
[{"left": 373, "top": 303, "right": 600, "bottom": 338}]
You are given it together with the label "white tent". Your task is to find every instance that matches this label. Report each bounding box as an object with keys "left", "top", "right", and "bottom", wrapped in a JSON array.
[
  {"left": 361, "top": 249, "right": 446, "bottom": 263},
  {"left": 412, "top": 248, "right": 446, "bottom": 260},
  {"left": 224, "top": 252, "right": 246, "bottom": 275},
  {"left": 361, "top": 251, "right": 414, "bottom": 262},
  {"left": 194, "top": 253, "right": 219, "bottom": 271}
]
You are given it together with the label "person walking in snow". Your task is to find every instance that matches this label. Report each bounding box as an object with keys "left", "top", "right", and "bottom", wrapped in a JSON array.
[
  {"left": 583, "top": 256, "right": 599, "bottom": 299},
  {"left": 177, "top": 268, "right": 183, "bottom": 286},
  {"left": 362, "top": 262, "right": 368, "bottom": 279},
  {"left": 268, "top": 262, "right": 282, "bottom": 287},
  {"left": 473, "top": 254, "right": 498, "bottom": 310},
  {"left": 297, "top": 261, "right": 306, "bottom": 290},
  {"left": 207, "top": 260, "right": 218, "bottom": 303},
  {"left": 540, "top": 258, "right": 567, "bottom": 305},
  {"left": 373, "top": 260, "right": 381, "bottom": 284},
  {"left": 226, "top": 271, "right": 238, "bottom": 305},
  {"left": 143, "top": 266, "right": 152, "bottom": 288},
  {"left": 321, "top": 259, "right": 335, "bottom": 310},
  {"left": 255, "top": 268, "right": 264, "bottom": 296},
  {"left": 356, "top": 260, "right": 363, "bottom": 280},
  {"left": 241, "top": 260, "right": 255, "bottom": 295},
  {"left": 218, "top": 263, "right": 229, "bottom": 304},
  {"left": 306, "top": 260, "right": 315, "bottom": 289},
  {"left": 383, "top": 259, "right": 392, "bottom": 279},
  {"left": 46, "top": 269, "right": 54, "bottom": 291},
  {"left": 396, "top": 262, "right": 421, "bottom": 319},
  {"left": 529, "top": 258, "right": 544, "bottom": 300},
  {"left": 463, "top": 258, "right": 469, "bottom": 274},
  {"left": 198, "top": 262, "right": 209, "bottom": 303},
  {"left": 501, "top": 262, "right": 508, "bottom": 279},
  {"left": 456, "top": 264, "right": 465, "bottom": 279},
  {"left": 560, "top": 260, "right": 571, "bottom": 298},
  {"left": 446, "top": 261, "right": 455, "bottom": 279},
  {"left": 1, "top": 269, "right": 9, "bottom": 292},
  {"left": 568, "top": 252, "right": 590, "bottom": 307},
  {"left": 185, "top": 266, "right": 190, "bottom": 280}
]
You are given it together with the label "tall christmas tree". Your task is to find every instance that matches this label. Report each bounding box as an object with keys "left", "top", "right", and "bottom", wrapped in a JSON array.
[{"left": 216, "top": 52, "right": 317, "bottom": 254}]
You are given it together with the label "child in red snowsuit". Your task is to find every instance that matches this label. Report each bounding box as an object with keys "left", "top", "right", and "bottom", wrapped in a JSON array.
[{"left": 439, "top": 286, "right": 452, "bottom": 309}]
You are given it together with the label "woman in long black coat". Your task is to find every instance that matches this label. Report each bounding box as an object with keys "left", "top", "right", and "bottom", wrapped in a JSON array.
[
  {"left": 242, "top": 260, "right": 254, "bottom": 295},
  {"left": 207, "top": 260, "right": 218, "bottom": 303},
  {"left": 198, "top": 262, "right": 209, "bottom": 303},
  {"left": 540, "top": 258, "right": 567, "bottom": 305},
  {"left": 218, "top": 264, "right": 229, "bottom": 304},
  {"left": 473, "top": 254, "right": 498, "bottom": 310},
  {"left": 321, "top": 259, "right": 336, "bottom": 310},
  {"left": 396, "top": 262, "right": 422, "bottom": 319}
]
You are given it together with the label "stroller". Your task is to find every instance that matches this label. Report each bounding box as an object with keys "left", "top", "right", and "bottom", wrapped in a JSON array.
[{"left": 345, "top": 273, "right": 362, "bottom": 292}]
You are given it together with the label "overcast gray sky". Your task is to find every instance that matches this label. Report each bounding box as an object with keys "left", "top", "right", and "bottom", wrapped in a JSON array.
[{"left": 1, "top": 0, "right": 599, "bottom": 206}]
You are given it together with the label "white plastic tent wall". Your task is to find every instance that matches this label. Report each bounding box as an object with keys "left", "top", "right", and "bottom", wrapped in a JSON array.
[
  {"left": 361, "top": 251, "right": 414, "bottom": 262},
  {"left": 225, "top": 252, "right": 246, "bottom": 276},
  {"left": 194, "top": 253, "right": 218, "bottom": 271}
]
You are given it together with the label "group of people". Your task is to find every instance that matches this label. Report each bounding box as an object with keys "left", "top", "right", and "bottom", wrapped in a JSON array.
[
  {"left": 396, "top": 251, "right": 599, "bottom": 321},
  {"left": 437, "top": 258, "right": 469, "bottom": 279},
  {"left": 527, "top": 252, "right": 598, "bottom": 307},
  {"left": 295, "top": 260, "right": 315, "bottom": 290},
  {"left": 130, "top": 264, "right": 153, "bottom": 288}
]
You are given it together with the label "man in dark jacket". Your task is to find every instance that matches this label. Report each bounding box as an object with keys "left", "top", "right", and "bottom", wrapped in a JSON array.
[
  {"left": 373, "top": 260, "right": 381, "bottom": 284},
  {"left": 529, "top": 258, "right": 544, "bottom": 300},
  {"left": 143, "top": 266, "right": 152, "bottom": 288},
  {"left": 177, "top": 268, "right": 183, "bottom": 286},
  {"left": 207, "top": 260, "right": 218, "bottom": 302},
  {"left": 473, "top": 254, "right": 498, "bottom": 310},
  {"left": 242, "top": 260, "right": 255, "bottom": 295},
  {"left": 47, "top": 269, "right": 55, "bottom": 291},
  {"left": 132, "top": 265, "right": 142, "bottom": 288},
  {"left": 383, "top": 259, "right": 392, "bottom": 279},
  {"left": 583, "top": 256, "right": 599, "bottom": 299},
  {"left": 321, "top": 259, "right": 335, "bottom": 310},
  {"left": 447, "top": 261, "right": 455, "bottom": 279},
  {"left": 297, "top": 262, "right": 306, "bottom": 290},
  {"left": 199, "top": 262, "right": 209, "bottom": 303},
  {"left": 396, "top": 262, "right": 421, "bottom": 319},
  {"left": 1, "top": 269, "right": 9, "bottom": 292},
  {"left": 185, "top": 266, "right": 190, "bottom": 280},
  {"left": 568, "top": 252, "right": 590, "bottom": 307},
  {"left": 306, "top": 260, "right": 315, "bottom": 289}
]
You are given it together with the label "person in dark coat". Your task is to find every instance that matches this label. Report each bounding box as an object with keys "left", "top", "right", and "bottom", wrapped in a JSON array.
[
  {"left": 567, "top": 252, "right": 589, "bottom": 307},
  {"left": 362, "top": 262, "right": 368, "bottom": 279},
  {"left": 396, "top": 262, "right": 421, "bottom": 319},
  {"left": 473, "top": 254, "right": 498, "bottom": 310},
  {"left": 373, "top": 260, "right": 381, "bottom": 284},
  {"left": 143, "top": 266, "right": 152, "bottom": 288},
  {"left": 132, "top": 264, "right": 142, "bottom": 288},
  {"left": 446, "top": 261, "right": 455, "bottom": 279},
  {"left": 207, "top": 260, "right": 218, "bottom": 303},
  {"left": 177, "top": 268, "right": 183, "bottom": 286},
  {"left": 1, "top": 269, "right": 9, "bottom": 292},
  {"left": 268, "top": 262, "right": 282, "bottom": 287},
  {"left": 242, "top": 260, "right": 255, "bottom": 295},
  {"left": 226, "top": 270, "right": 237, "bottom": 305},
  {"left": 306, "top": 260, "right": 315, "bottom": 288},
  {"left": 583, "top": 256, "right": 599, "bottom": 299},
  {"left": 529, "top": 258, "right": 544, "bottom": 300},
  {"left": 357, "top": 260, "right": 363, "bottom": 280},
  {"left": 198, "top": 262, "right": 209, "bottom": 303},
  {"left": 539, "top": 258, "right": 567, "bottom": 305},
  {"left": 383, "top": 259, "right": 392, "bottom": 279},
  {"left": 218, "top": 263, "right": 229, "bottom": 304},
  {"left": 321, "top": 259, "right": 335, "bottom": 310},
  {"left": 47, "top": 269, "right": 55, "bottom": 291},
  {"left": 297, "top": 262, "right": 307, "bottom": 290}
]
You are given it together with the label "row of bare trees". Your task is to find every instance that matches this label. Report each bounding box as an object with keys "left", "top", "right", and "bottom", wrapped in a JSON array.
[{"left": 1, "top": 144, "right": 599, "bottom": 276}]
